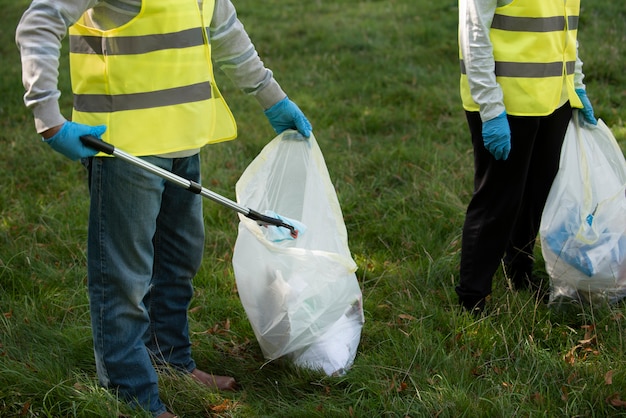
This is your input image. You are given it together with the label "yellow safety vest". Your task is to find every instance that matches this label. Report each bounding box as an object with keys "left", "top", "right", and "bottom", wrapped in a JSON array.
[
  {"left": 460, "top": 0, "right": 583, "bottom": 116},
  {"left": 68, "top": 0, "right": 237, "bottom": 156}
]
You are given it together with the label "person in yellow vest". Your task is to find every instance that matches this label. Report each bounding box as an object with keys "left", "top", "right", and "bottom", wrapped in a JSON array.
[
  {"left": 16, "top": 1, "right": 311, "bottom": 417},
  {"left": 456, "top": 0, "right": 597, "bottom": 314}
]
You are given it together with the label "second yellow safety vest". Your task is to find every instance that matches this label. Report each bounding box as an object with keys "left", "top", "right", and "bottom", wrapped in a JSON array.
[
  {"left": 460, "top": 0, "right": 584, "bottom": 116},
  {"left": 68, "top": 0, "right": 237, "bottom": 156}
]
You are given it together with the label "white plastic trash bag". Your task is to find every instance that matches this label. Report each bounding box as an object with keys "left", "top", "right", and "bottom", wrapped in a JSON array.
[
  {"left": 540, "top": 112, "right": 626, "bottom": 303},
  {"left": 232, "top": 130, "right": 364, "bottom": 375}
]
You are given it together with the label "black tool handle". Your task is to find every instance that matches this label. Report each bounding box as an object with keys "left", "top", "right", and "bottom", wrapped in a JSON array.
[{"left": 80, "top": 135, "right": 115, "bottom": 155}]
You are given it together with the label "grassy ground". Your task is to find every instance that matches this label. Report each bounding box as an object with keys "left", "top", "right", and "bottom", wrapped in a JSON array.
[{"left": 2, "top": 0, "right": 626, "bottom": 417}]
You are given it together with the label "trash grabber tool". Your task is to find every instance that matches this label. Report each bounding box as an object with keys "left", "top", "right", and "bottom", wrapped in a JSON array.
[{"left": 79, "top": 135, "right": 299, "bottom": 238}]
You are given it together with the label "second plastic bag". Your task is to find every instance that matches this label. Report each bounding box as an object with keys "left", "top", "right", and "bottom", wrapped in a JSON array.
[
  {"left": 540, "top": 112, "right": 626, "bottom": 303},
  {"left": 232, "top": 130, "right": 364, "bottom": 376}
]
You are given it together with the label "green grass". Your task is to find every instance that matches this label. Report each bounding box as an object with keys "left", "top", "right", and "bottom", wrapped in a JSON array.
[{"left": 2, "top": 0, "right": 626, "bottom": 416}]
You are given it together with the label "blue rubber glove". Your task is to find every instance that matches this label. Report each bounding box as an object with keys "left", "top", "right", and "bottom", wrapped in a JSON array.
[
  {"left": 482, "top": 111, "right": 511, "bottom": 160},
  {"left": 44, "top": 121, "right": 107, "bottom": 161},
  {"left": 575, "top": 88, "right": 597, "bottom": 125},
  {"left": 264, "top": 97, "right": 312, "bottom": 138}
]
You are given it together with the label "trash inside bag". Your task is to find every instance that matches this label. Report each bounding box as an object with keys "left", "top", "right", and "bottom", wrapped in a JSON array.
[
  {"left": 540, "top": 112, "right": 626, "bottom": 304},
  {"left": 232, "top": 130, "right": 364, "bottom": 375}
]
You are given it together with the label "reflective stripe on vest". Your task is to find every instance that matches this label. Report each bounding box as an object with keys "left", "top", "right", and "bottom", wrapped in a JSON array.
[
  {"left": 69, "top": 0, "right": 237, "bottom": 156},
  {"left": 460, "top": 0, "right": 583, "bottom": 116},
  {"left": 460, "top": 61, "right": 576, "bottom": 79}
]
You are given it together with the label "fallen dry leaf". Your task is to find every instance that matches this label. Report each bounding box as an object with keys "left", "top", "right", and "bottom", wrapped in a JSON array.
[
  {"left": 579, "top": 335, "right": 597, "bottom": 346},
  {"left": 397, "top": 381, "right": 408, "bottom": 393},
  {"left": 73, "top": 382, "right": 87, "bottom": 392},
  {"left": 605, "top": 370, "right": 614, "bottom": 385},
  {"left": 531, "top": 392, "right": 544, "bottom": 403},
  {"left": 564, "top": 348, "right": 576, "bottom": 364},
  {"left": 564, "top": 327, "right": 599, "bottom": 364},
  {"left": 471, "top": 366, "right": 483, "bottom": 377},
  {"left": 581, "top": 324, "right": 595, "bottom": 340},
  {"left": 211, "top": 399, "right": 237, "bottom": 413},
  {"left": 606, "top": 393, "right": 626, "bottom": 408}
]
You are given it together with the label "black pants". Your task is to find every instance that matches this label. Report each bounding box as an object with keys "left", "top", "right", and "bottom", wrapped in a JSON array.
[{"left": 456, "top": 104, "right": 573, "bottom": 309}]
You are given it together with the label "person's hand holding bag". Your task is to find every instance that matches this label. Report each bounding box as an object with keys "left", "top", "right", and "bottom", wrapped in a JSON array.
[
  {"left": 264, "top": 97, "right": 312, "bottom": 139},
  {"left": 482, "top": 111, "right": 511, "bottom": 160},
  {"left": 43, "top": 121, "right": 107, "bottom": 160}
]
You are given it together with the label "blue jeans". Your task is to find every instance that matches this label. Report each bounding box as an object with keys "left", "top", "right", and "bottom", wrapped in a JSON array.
[{"left": 86, "top": 155, "right": 204, "bottom": 416}]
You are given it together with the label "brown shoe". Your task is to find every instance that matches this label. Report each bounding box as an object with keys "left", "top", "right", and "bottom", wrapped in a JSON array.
[
  {"left": 191, "top": 368, "right": 237, "bottom": 391},
  {"left": 156, "top": 412, "right": 177, "bottom": 418}
]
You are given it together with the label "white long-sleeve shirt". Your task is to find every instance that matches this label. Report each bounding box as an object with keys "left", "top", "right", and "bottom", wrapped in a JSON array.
[
  {"left": 16, "top": 0, "right": 286, "bottom": 134},
  {"left": 459, "top": 0, "right": 586, "bottom": 121}
]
